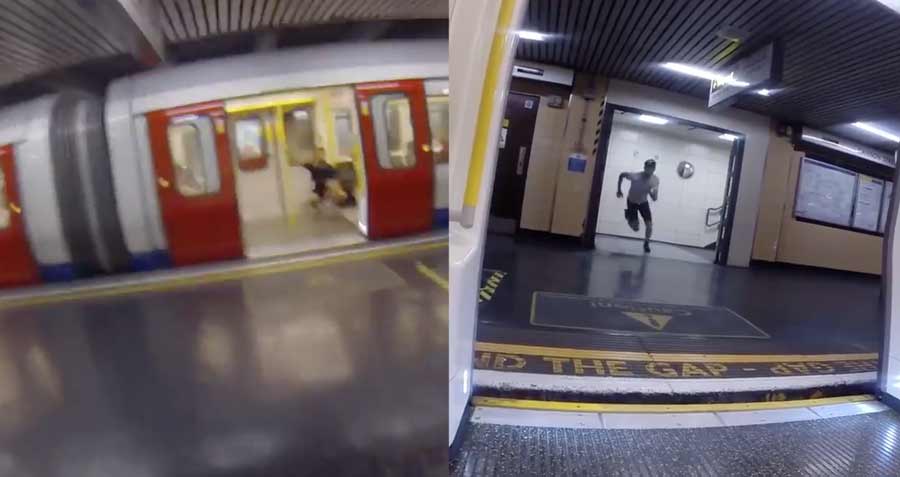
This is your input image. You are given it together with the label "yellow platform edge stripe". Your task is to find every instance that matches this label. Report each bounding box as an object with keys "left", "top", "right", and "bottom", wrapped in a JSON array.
[
  {"left": 475, "top": 342, "right": 879, "bottom": 364},
  {"left": 414, "top": 261, "right": 449, "bottom": 290},
  {"left": 472, "top": 394, "right": 877, "bottom": 414},
  {"left": 0, "top": 240, "right": 447, "bottom": 310}
]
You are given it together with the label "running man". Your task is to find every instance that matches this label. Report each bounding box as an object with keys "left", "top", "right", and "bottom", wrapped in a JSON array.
[{"left": 616, "top": 159, "right": 659, "bottom": 253}]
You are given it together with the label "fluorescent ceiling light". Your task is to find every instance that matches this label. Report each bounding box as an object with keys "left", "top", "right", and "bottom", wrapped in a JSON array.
[
  {"left": 852, "top": 122, "right": 900, "bottom": 143},
  {"left": 719, "top": 133, "right": 737, "bottom": 141},
  {"left": 756, "top": 89, "right": 771, "bottom": 96},
  {"left": 661, "top": 62, "right": 749, "bottom": 87},
  {"left": 638, "top": 114, "right": 669, "bottom": 125},
  {"left": 802, "top": 134, "right": 862, "bottom": 154},
  {"left": 517, "top": 30, "right": 548, "bottom": 41}
]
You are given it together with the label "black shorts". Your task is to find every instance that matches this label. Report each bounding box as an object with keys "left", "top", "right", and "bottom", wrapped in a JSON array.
[{"left": 625, "top": 200, "right": 652, "bottom": 222}]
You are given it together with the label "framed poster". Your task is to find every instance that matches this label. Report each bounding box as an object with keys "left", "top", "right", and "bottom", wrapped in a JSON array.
[
  {"left": 794, "top": 157, "right": 857, "bottom": 227},
  {"left": 852, "top": 174, "right": 884, "bottom": 232},
  {"left": 882, "top": 181, "right": 894, "bottom": 234}
]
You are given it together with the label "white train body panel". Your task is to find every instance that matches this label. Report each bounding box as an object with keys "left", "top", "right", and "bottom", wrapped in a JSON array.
[{"left": 0, "top": 96, "right": 71, "bottom": 267}]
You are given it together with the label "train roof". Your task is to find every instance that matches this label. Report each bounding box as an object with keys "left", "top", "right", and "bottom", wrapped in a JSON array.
[{"left": 109, "top": 39, "right": 448, "bottom": 115}]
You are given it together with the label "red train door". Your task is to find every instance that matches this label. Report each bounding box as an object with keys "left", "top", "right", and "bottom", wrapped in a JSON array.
[
  {"left": 147, "top": 102, "right": 243, "bottom": 266},
  {"left": 0, "top": 145, "right": 39, "bottom": 287},
  {"left": 356, "top": 80, "right": 434, "bottom": 238}
]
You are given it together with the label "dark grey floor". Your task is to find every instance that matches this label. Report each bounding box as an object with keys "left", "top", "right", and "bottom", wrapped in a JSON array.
[
  {"left": 0, "top": 244, "right": 447, "bottom": 477},
  {"left": 480, "top": 234, "right": 882, "bottom": 354},
  {"left": 451, "top": 410, "right": 900, "bottom": 476}
]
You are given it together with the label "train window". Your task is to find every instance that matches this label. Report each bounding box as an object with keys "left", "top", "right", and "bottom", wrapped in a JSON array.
[
  {"left": 334, "top": 109, "right": 356, "bottom": 159},
  {"left": 371, "top": 94, "right": 415, "bottom": 169},
  {"left": 284, "top": 107, "right": 317, "bottom": 166},
  {"left": 426, "top": 96, "right": 449, "bottom": 164},
  {"left": 235, "top": 117, "right": 267, "bottom": 170},
  {"left": 167, "top": 117, "right": 221, "bottom": 197},
  {"left": 0, "top": 169, "right": 8, "bottom": 229}
]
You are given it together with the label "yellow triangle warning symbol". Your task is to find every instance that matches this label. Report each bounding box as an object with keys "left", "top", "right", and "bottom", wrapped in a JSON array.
[{"left": 622, "top": 312, "right": 673, "bottom": 331}]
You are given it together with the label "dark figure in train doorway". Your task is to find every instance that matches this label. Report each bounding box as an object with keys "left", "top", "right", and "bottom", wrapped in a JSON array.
[{"left": 616, "top": 158, "right": 660, "bottom": 253}]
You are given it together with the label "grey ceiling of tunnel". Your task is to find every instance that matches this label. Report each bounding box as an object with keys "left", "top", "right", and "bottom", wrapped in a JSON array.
[
  {"left": 0, "top": 0, "right": 447, "bottom": 90},
  {"left": 517, "top": 0, "right": 900, "bottom": 138},
  {"left": 159, "top": 0, "right": 447, "bottom": 42}
]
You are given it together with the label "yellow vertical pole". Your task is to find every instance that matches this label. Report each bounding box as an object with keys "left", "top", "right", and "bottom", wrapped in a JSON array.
[{"left": 273, "top": 105, "right": 297, "bottom": 227}]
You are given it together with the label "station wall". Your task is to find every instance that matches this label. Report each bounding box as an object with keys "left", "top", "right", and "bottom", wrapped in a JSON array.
[
  {"left": 512, "top": 72, "right": 770, "bottom": 267},
  {"left": 752, "top": 132, "right": 884, "bottom": 275}
]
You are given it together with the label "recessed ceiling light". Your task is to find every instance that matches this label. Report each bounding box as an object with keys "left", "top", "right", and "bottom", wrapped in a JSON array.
[
  {"left": 719, "top": 133, "right": 737, "bottom": 141},
  {"left": 852, "top": 122, "right": 900, "bottom": 143},
  {"left": 661, "top": 62, "right": 749, "bottom": 87},
  {"left": 756, "top": 89, "right": 771, "bottom": 96},
  {"left": 638, "top": 114, "right": 669, "bottom": 125},
  {"left": 517, "top": 30, "right": 548, "bottom": 41}
]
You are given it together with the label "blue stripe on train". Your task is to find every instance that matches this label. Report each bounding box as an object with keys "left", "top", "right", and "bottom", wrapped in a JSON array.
[
  {"left": 433, "top": 208, "right": 449, "bottom": 228},
  {"left": 130, "top": 250, "right": 172, "bottom": 272},
  {"left": 39, "top": 263, "right": 82, "bottom": 282}
]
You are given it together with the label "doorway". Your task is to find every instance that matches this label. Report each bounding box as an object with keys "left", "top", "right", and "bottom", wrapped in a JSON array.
[
  {"left": 225, "top": 88, "right": 365, "bottom": 259},
  {"left": 587, "top": 106, "right": 745, "bottom": 265},
  {"left": 489, "top": 92, "right": 540, "bottom": 233}
]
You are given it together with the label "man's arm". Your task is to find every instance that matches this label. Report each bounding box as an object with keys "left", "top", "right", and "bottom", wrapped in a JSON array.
[
  {"left": 616, "top": 172, "right": 628, "bottom": 198},
  {"left": 650, "top": 179, "right": 659, "bottom": 201}
]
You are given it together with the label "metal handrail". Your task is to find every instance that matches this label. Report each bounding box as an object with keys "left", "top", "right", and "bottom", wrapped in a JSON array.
[{"left": 706, "top": 205, "right": 725, "bottom": 227}]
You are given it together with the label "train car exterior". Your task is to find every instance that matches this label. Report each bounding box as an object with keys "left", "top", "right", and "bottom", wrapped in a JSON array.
[
  {"left": 0, "top": 93, "right": 130, "bottom": 287},
  {"left": 106, "top": 39, "right": 448, "bottom": 269}
]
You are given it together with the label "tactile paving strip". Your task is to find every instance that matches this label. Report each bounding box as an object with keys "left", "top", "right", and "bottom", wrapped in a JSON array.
[{"left": 451, "top": 411, "right": 900, "bottom": 476}]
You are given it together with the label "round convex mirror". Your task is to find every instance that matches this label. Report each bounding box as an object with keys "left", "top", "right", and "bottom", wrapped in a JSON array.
[{"left": 677, "top": 161, "right": 695, "bottom": 179}]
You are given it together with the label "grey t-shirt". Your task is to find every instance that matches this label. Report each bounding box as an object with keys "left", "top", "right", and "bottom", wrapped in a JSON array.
[{"left": 625, "top": 172, "right": 659, "bottom": 204}]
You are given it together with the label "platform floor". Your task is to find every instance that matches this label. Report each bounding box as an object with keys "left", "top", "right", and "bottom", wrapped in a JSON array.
[
  {"left": 475, "top": 234, "right": 881, "bottom": 398},
  {"left": 595, "top": 234, "right": 716, "bottom": 263},
  {"left": 0, "top": 238, "right": 447, "bottom": 476},
  {"left": 479, "top": 234, "right": 882, "bottom": 355},
  {"left": 452, "top": 399, "right": 900, "bottom": 476}
]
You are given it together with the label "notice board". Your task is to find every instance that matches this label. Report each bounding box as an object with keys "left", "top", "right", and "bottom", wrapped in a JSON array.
[
  {"left": 794, "top": 157, "right": 857, "bottom": 227},
  {"left": 882, "top": 181, "right": 894, "bottom": 234},
  {"left": 852, "top": 174, "right": 884, "bottom": 232}
]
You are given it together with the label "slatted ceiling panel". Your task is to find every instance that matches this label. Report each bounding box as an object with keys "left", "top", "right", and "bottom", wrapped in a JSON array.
[
  {"left": 159, "top": 0, "right": 446, "bottom": 42},
  {"left": 518, "top": 0, "right": 900, "bottom": 137},
  {"left": 0, "top": 0, "right": 131, "bottom": 87}
]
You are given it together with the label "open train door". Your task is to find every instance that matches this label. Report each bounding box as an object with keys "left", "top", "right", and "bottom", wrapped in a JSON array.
[
  {"left": 355, "top": 80, "right": 434, "bottom": 238},
  {"left": 147, "top": 102, "right": 243, "bottom": 265},
  {"left": 0, "top": 145, "right": 39, "bottom": 286}
]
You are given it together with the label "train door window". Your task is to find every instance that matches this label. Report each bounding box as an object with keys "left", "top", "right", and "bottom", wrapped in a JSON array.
[
  {"left": 234, "top": 117, "right": 267, "bottom": 171},
  {"left": 284, "top": 107, "right": 317, "bottom": 166},
  {"left": 371, "top": 93, "right": 415, "bottom": 169},
  {"left": 0, "top": 168, "right": 9, "bottom": 229},
  {"left": 334, "top": 109, "right": 356, "bottom": 159},
  {"left": 426, "top": 96, "right": 449, "bottom": 164},
  {"left": 167, "top": 115, "right": 221, "bottom": 197}
]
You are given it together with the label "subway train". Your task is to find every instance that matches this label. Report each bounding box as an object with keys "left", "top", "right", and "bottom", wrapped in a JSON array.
[{"left": 0, "top": 40, "right": 448, "bottom": 288}]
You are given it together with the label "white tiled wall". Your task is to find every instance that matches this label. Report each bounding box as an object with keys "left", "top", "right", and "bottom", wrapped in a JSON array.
[{"left": 596, "top": 121, "right": 732, "bottom": 248}]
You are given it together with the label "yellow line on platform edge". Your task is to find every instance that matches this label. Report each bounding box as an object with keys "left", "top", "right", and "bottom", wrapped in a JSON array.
[
  {"left": 475, "top": 342, "right": 879, "bottom": 363},
  {"left": 472, "top": 394, "right": 876, "bottom": 414},
  {"left": 415, "top": 261, "right": 449, "bottom": 290},
  {"left": 1, "top": 241, "right": 447, "bottom": 310}
]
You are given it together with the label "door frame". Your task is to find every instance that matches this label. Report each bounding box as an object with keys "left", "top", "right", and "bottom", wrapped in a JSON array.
[
  {"left": 583, "top": 103, "right": 746, "bottom": 265},
  {"left": 355, "top": 79, "right": 435, "bottom": 239},
  {"left": 496, "top": 91, "right": 541, "bottom": 234}
]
